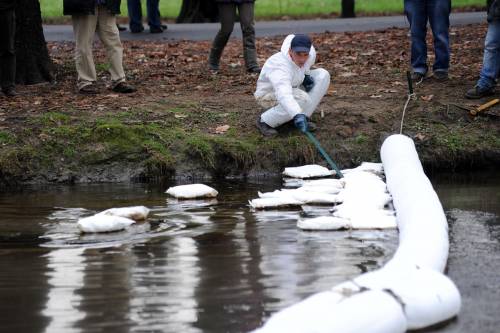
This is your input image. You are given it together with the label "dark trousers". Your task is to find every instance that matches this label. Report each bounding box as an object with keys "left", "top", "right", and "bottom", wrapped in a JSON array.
[
  {"left": 210, "top": 2, "right": 258, "bottom": 69},
  {"left": 127, "top": 0, "right": 161, "bottom": 31},
  {"left": 404, "top": 0, "right": 451, "bottom": 74},
  {"left": 0, "top": 9, "right": 16, "bottom": 90}
]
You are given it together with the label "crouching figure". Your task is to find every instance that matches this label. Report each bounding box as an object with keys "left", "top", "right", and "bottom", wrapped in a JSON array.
[{"left": 254, "top": 34, "right": 330, "bottom": 137}]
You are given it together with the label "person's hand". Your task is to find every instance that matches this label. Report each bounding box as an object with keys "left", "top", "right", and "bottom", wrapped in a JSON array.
[
  {"left": 293, "top": 114, "right": 308, "bottom": 133},
  {"left": 302, "top": 74, "right": 314, "bottom": 92}
]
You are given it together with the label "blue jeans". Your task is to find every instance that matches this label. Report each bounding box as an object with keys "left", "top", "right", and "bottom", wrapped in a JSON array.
[
  {"left": 404, "top": 0, "right": 451, "bottom": 74},
  {"left": 127, "top": 0, "right": 161, "bottom": 31},
  {"left": 477, "top": 21, "right": 500, "bottom": 90}
]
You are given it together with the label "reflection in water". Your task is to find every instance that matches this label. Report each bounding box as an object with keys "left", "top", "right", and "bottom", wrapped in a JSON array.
[
  {"left": 43, "top": 248, "right": 85, "bottom": 333},
  {"left": 425, "top": 209, "right": 500, "bottom": 333},
  {"left": 0, "top": 174, "right": 498, "bottom": 332},
  {"left": 130, "top": 238, "right": 202, "bottom": 333},
  {"left": 253, "top": 209, "right": 397, "bottom": 312},
  {"left": 193, "top": 208, "right": 267, "bottom": 332},
  {"left": 74, "top": 247, "right": 135, "bottom": 331},
  {"left": 0, "top": 248, "right": 50, "bottom": 333}
]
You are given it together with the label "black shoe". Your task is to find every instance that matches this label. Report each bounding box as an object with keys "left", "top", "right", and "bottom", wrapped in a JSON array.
[
  {"left": 130, "top": 26, "right": 144, "bottom": 33},
  {"left": 161, "top": 24, "right": 168, "bottom": 30},
  {"left": 433, "top": 71, "right": 448, "bottom": 81},
  {"left": 256, "top": 118, "right": 278, "bottom": 137},
  {"left": 150, "top": 27, "right": 164, "bottom": 34},
  {"left": 247, "top": 66, "right": 261, "bottom": 74},
  {"left": 116, "top": 24, "right": 126, "bottom": 32},
  {"left": 411, "top": 71, "right": 425, "bottom": 83},
  {"left": 464, "top": 85, "right": 495, "bottom": 99},
  {"left": 112, "top": 82, "right": 137, "bottom": 94},
  {"left": 78, "top": 84, "right": 99, "bottom": 95},
  {"left": 2, "top": 87, "right": 17, "bottom": 97},
  {"left": 209, "top": 62, "right": 220, "bottom": 73}
]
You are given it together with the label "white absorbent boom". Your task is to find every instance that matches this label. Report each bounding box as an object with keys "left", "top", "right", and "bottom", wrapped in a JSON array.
[{"left": 251, "top": 134, "right": 461, "bottom": 333}]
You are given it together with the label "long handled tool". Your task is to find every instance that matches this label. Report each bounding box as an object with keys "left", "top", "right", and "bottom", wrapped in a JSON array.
[
  {"left": 304, "top": 130, "right": 344, "bottom": 178},
  {"left": 470, "top": 98, "right": 499, "bottom": 116},
  {"left": 449, "top": 98, "right": 500, "bottom": 117}
]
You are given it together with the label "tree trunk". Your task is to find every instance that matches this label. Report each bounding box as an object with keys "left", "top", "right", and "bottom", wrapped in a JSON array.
[
  {"left": 341, "top": 0, "right": 356, "bottom": 18},
  {"left": 15, "top": 0, "right": 53, "bottom": 84},
  {"left": 176, "top": 0, "right": 218, "bottom": 23}
]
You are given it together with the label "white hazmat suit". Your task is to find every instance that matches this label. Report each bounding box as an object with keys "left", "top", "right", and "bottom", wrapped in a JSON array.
[{"left": 254, "top": 34, "right": 330, "bottom": 128}]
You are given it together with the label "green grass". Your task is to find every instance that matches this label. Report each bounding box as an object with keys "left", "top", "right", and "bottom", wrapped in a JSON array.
[
  {"left": 0, "top": 131, "right": 16, "bottom": 145},
  {"left": 40, "top": 0, "right": 486, "bottom": 20}
]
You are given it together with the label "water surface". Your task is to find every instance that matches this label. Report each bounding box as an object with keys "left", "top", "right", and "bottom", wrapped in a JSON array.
[{"left": 0, "top": 173, "right": 498, "bottom": 332}]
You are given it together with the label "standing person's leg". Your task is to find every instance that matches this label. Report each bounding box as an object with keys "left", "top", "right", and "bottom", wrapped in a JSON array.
[
  {"left": 208, "top": 3, "right": 237, "bottom": 71},
  {"left": 302, "top": 68, "right": 331, "bottom": 118},
  {"left": 96, "top": 6, "right": 135, "bottom": 93},
  {"left": 146, "top": 0, "right": 162, "bottom": 33},
  {"left": 466, "top": 21, "right": 500, "bottom": 98},
  {"left": 404, "top": 0, "right": 429, "bottom": 78},
  {"left": 428, "top": 0, "right": 451, "bottom": 78},
  {"left": 0, "top": 9, "right": 16, "bottom": 96},
  {"left": 238, "top": 2, "right": 259, "bottom": 72},
  {"left": 478, "top": 21, "right": 500, "bottom": 90},
  {"left": 72, "top": 13, "right": 98, "bottom": 92},
  {"left": 127, "top": 0, "right": 144, "bottom": 33}
]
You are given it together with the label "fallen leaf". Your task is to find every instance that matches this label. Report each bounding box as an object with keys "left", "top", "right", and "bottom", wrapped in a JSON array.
[
  {"left": 215, "top": 125, "right": 230, "bottom": 134},
  {"left": 361, "top": 50, "right": 376, "bottom": 56},
  {"left": 340, "top": 72, "right": 357, "bottom": 77},
  {"left": 421, "top": 95, "right": 434, "bottom": 102},
  {"left": 377, "top": 88, "right": 398, "bottom": 93},
  {"left": 415, "top": 133, "right": 427, "bottom": 141}
]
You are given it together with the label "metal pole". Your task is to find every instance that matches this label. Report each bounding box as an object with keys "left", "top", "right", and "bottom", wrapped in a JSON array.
[{"left": 304, "top": 131, "right": 344, "bottom": 178}]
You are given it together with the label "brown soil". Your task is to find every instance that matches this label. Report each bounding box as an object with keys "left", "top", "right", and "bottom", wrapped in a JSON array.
[{"left": 0, "top": 23, "right": 499, "bottom": 186}]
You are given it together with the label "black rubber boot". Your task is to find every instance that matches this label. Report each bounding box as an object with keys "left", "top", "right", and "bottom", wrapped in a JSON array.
[
  {"left": 256, "top": 118, "right": 278, "bottom": 137},
  {"left": 208, "top": 47, "right": 223, "bottom": 72},
  {"left": 244, "top": 48, "right": 260, "bottom": 73}
]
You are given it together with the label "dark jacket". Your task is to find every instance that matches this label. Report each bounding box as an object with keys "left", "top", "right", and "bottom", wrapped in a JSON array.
[
  {"left": 0, "top": 0, "right": 15, "bottom": 11},
  {"left": 215, "top": 0, "right": 255, "bottom": 3},
  {"left": 488, "top": 0, "right": 500, "bottom": 22},
  {"left": 63, "top": 0, "right": 121, "bottom": 16}
]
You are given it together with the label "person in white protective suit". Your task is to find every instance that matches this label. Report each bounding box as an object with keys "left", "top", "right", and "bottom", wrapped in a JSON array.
[{"left": 254, "top": 34, "right": 331, "bottom": 137}]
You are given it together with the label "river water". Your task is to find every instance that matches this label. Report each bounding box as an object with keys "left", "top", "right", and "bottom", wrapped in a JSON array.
[{"left": 0, "top": 172, "right": 498, "bottom": 333}]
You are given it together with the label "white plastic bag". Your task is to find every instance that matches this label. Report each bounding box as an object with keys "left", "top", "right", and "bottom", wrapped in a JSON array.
[
  {"left": 342, "top": 162, "right": 384, "bottom": 177},
  {"left": 298, "top": 213, "right": 396, "bottom": 231},
  {"left": 249, "top": 197, "right": 303, "bottom": 209},
  {"left": 297, "top": 216, "right": 350, "bottom": 230},
  {"left": 97, "top": 206, "right": 150, "bottom": 221},
  {"left": 284, "top": 178, "right": 345, "bottom": 189},
  {"left": 258, "top": 189, "right": 340, "bottom": 205},
  {"left": 166, "top": 184, "right": 218, "bottom": 199},
  {"left": 283, "top": 165, "right": 335, "bottom": 179},
  {"left": 77, "top": 215, "right": 136, "bottom": 233}
]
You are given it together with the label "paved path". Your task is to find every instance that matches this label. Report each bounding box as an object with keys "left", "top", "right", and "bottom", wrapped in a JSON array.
[{"left": 44, "top": 11, "right": 486, "bottom": 42}]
